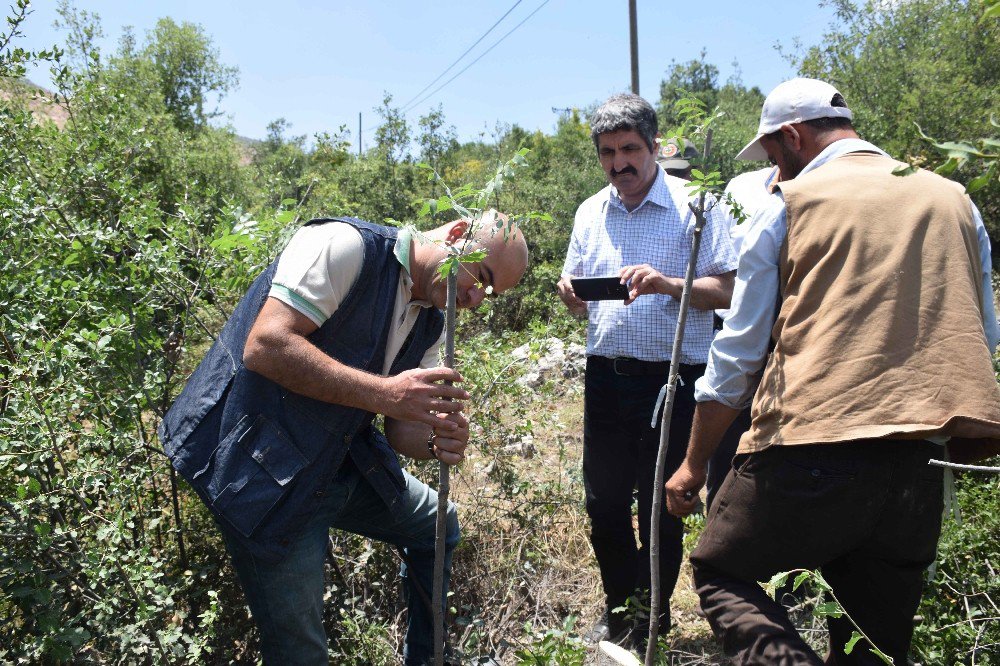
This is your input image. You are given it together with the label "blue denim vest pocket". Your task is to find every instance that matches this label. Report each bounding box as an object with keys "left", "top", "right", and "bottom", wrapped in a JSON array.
[{"left": 194, "top": 413, "right": 308, "bottom": 537}]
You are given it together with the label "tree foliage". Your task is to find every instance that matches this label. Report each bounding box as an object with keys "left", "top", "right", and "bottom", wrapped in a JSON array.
[
  {"left": 657, "top": 53, "right": 765, "bottom": 184},
  {"left": 790, "top": 0, "right": 1000, "bottom": 240}
]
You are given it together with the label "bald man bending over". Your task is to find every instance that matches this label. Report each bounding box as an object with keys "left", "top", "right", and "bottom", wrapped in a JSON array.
[{"left": 159, "top": 212, "right": 528, "bottom": 665}]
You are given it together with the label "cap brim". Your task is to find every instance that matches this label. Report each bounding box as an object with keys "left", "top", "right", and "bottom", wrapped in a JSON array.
[
  {"left": 735, "top": 134, "right": 768, "bottom": 161},
  {"left": 657, "top": 158, "right": 690, "bottom": 170}
]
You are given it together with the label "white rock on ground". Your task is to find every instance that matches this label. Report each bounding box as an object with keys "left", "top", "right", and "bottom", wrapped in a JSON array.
[{"left": 513, "top": 337, "right": 585, "bottom": 387}]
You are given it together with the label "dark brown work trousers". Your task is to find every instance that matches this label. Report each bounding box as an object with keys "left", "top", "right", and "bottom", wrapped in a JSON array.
[{"left": 690, "top": 439, "right": 943, "bottom": 665}]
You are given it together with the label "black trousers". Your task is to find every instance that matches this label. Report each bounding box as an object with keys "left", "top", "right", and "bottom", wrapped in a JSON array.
[
  {"left": 691, "top": 440, "right": 944, "bottom": 665},
  {"left": 582, "top": 357, "right": 706, "bottom": 633}
]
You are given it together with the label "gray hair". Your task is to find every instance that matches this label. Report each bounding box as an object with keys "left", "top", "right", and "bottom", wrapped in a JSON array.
[{"left": 590, "top": 93, "right": 658, "bottom": 152}]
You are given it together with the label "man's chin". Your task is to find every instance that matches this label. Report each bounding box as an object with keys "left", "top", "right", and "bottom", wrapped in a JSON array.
[{"left": 611, "top": 174, "right": 638, "bottom": 190}]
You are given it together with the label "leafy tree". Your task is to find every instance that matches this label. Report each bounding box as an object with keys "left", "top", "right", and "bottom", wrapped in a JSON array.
[
  {"left": 657, "top": 49, "right": 721, "bottom": 125},
  {"left": 790, "top": 0, "right": 1000, "bottom": 240},
  {"left": 373, "top": 91, "right": 411, "bottom": 165},
  {"left": 251, "top": 118, "right": 310, "bottom": 208},
  {"left": 140, "top": 17, "right": 238, "bottom": 132},
  {"left": 657, "top": 53, "right": 765, "bottom": 182},
  {"left": 418, "top": 104, "right": 459, "bottom": 173}
]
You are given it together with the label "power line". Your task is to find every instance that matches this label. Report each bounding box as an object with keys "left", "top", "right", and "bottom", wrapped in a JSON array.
[
  {"left": 404, "top": 0, "right": 552, "bottom": 114},
  {"left": 400, "top": 0, "right": 525, "bottom": 110}
]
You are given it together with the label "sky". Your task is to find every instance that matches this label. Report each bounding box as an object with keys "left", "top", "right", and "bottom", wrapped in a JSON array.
[{"left": 16, "top": 1, "right": 841, "bottom": 150}]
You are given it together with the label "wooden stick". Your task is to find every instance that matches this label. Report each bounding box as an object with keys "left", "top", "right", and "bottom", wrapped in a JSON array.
[
  {"left": 646, "top": 129, "right": 714, "bottom": 665},
  {"left": 433, "top": 268, "right": 458, "bottom": 666}
]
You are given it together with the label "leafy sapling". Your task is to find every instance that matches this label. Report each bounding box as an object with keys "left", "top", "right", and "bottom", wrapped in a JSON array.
[
  {"left": 769, "top": 569, "right": 895, "bottom": 664},
  {"left": 414, "top": 149, "right": 543, "bottom": 666}
]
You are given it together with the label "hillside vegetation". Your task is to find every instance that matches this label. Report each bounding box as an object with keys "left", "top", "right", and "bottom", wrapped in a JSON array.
[{"left": 1, "top": 0, "right": 998, "bottom": 663}]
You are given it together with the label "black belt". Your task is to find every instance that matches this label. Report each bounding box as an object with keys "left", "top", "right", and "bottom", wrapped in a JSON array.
[{"left": 590, "top": 355, "right": 671, "bottom": 376}]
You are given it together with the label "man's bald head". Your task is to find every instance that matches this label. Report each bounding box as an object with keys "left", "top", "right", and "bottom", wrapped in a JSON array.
[{"left": 413, "top": 210, "right": 529, "bottom": 309}]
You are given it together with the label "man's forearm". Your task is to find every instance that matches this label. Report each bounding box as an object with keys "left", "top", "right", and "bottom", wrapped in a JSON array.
[
  {"left": 245, "top": 327, "right": 389, "bottom": 414},
  {"left": 686, "top": 273, "right": 735, "bottom": 310},
  {"left": 686, "top": 400, "right": 742, "bottom": 468}
]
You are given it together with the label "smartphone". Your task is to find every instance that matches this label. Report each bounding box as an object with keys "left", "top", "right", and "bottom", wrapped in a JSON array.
[{"left": 571, "top": 276, "right": 628, "bottom": 301}]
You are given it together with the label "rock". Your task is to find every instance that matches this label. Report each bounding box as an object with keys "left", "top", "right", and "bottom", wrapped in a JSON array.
[
  {"left": 514, "top": 337, "right": 575, "bottom": 387},
  {"left": 503, "top": 434, "right": 536, "bottom": 458},
  {"left": 562, "top": 342, "right": 587, "bottom": 378},
  {"left": 597, "top": 641, "right": 642, "bottom": 666}
]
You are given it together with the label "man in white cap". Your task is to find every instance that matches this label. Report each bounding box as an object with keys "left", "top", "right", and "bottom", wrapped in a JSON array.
[{"left": 664, "top": 77, "right": 1000, "bottom": 663}]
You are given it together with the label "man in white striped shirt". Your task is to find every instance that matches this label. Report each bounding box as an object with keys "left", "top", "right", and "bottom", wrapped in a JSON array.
[{"left": 557, "top": 93, "right": 738, "bottom": 646}]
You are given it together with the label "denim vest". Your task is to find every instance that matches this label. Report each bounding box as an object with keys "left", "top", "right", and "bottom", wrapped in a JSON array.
[{"left": 158, "top": 218, "right": 444, "bottom": 563}]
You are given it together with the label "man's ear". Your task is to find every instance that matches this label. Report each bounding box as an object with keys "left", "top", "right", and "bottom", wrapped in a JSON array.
[
  {"left": 780, "top": 124, "right": 803, "bottom": 151},
  {"left": 445, "top": 220, "right": 469, "bottom": 246}
]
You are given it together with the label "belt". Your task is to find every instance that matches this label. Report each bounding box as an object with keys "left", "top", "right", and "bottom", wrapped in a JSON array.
[{"left": 590, "top": 355, "right": 671, "bottom": 376}]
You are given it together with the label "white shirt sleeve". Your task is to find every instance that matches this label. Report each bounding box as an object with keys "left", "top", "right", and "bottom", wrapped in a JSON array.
[
  {"left": 269, "top": 223, "right": 364, "bottom": 327},
  {"left": 694, "top": 195, "right": 738, "bottom": 277},
  {"left": 561, "top": 201, "right": 590, "bottom": 278},
  {"left": 419, "top": 330, "right": 445, "bottom": 369},
  {"left": 972, "top": 202, "right": 1000, "bottom": 352},
  {"left": 695, "top": 197, "right": 787, "bottom": 408}
]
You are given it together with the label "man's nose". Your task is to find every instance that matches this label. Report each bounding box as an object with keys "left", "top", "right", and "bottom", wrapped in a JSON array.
[{"left": 466, "top": 285, "right": 486, "bottom": 308}]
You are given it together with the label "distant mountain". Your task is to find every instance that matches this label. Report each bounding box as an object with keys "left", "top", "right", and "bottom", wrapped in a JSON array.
[
  {"left": 1, "top": 78, "right": 69, "bottom": 128},
  {"left": 2, "top": 78, "right": 260, "bottom": 153}
]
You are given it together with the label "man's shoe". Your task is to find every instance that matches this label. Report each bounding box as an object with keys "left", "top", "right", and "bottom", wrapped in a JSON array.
[
  {"left": 584, "top": 610, "right": 631, "bottom": 647},
  {"left": 583, "top": 610, "right": 613, "bottom": 646}
]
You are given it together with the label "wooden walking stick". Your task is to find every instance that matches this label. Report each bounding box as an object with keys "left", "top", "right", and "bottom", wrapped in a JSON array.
[
  {"left": 645, "top": 129, "right": 715, "bottom": 665},
  {"left": 432, "top": 267, "right": 458, "bottom": 666}
]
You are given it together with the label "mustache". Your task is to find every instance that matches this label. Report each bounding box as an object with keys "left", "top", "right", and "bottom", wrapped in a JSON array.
[{"left": 610, "top": 166, "right": 637, "bottom": 177}]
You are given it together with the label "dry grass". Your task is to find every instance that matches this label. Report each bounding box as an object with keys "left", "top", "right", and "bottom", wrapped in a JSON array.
[{"left": 437, "top": 367, "right": 743, "bottom": 664}]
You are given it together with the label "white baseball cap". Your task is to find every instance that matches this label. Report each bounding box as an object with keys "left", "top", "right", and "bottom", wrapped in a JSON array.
[{"left": 736, "top": 78, "right": 853, "bottom": 161}]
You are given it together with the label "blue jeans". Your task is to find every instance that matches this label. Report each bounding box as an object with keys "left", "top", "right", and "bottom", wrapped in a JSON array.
[{"left": 221, "top": 459, "right": 459, "bottom": 665}]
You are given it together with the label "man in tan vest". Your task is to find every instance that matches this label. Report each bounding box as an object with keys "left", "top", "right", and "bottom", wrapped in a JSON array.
[{"left": 664, "top": 78, "right": 1000, "bottom": 664}]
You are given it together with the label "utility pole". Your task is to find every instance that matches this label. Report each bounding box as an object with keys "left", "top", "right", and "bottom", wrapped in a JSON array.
[
  {"left": 358, "top": 112, "right": 362, "bottom": 157},
  {"left": 628, "top": 0, "right": 639, "bottom": 94}
]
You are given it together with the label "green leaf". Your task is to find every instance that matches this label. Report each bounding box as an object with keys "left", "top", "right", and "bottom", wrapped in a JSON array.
[
  {"left": 438, "top": 256, "right": 459, "bottom": 278},
  {"left": 982, "top": 0, "right": 1000, "bottom": 21},
  {"left": 812, "top": 601, "right": 843, "bottom": 618},
  {"left": 934, "top": 157, "right": 961, "bottom": 176},
  {"left": 792, "top": 571, "right": 811, "bottom": 591},
  {"left": 892, "top": 164, "right": 919, "bottom": 177},
  {"left": 436, "top": 196, "right": 454, "bottom": 213},
  {"left": 844, "top": 631, "right": 863, "bottom": 655},
  {"left": 871, "top": 647, "right": 895, "bottom": 664},
  {"left": 933, "top": 141, "right": 984, "bottom": 158},
  {"left": 966, "top": 168, "right": 993, "bottom": 193},
  {"left": 769, "top": 571, "right": 791, "bottom": 589},
  {"left": 280, "top": 198, "right": 297, "bottom": 207},
  {"left": 460, "top": 249, "right": 487, "bottom": 263}
]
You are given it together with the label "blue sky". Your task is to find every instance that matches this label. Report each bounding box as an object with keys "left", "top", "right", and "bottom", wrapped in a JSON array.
[{"left": 17, "top": 1, "right": 839, "bottom": 149}]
